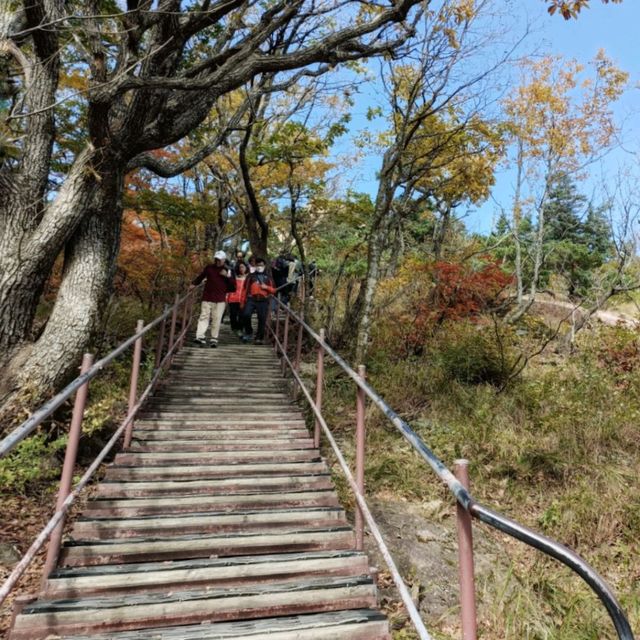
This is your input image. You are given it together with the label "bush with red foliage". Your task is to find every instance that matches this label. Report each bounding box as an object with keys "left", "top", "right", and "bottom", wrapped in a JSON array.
[{"left": 399, "top": 258, "right": 512, "bottom": 352}]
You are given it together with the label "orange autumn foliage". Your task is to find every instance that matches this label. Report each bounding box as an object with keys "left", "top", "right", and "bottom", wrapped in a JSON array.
[{"left": 378, "top": 258, "right": 512, "bottom": 356}]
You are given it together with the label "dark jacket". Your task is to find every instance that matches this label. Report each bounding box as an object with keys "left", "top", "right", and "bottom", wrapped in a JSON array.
[{"left": 193, "top": 264, "right": 236, "bottom": 303}]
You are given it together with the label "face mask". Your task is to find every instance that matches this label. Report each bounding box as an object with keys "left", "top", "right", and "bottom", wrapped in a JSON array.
[{"left": 256, "top": 266, "right": 265, "bottom": 273}]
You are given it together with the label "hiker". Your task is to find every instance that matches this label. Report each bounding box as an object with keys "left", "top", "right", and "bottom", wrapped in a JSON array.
[
  {"left": 272, "top": 252, "right": 292, "bottom": 305},
  {"left": 247, "top": 255, "right": 257, "bottom": 273},
  {"left": 227, "top": 261, "right": 250, "bottom": 337},
  {"left": 232, "top": 250, "right": 245, "bottom": 270},
  {"left": 240, "top": 257, "right": 276, "bottom": 344},
  {"left": 191, "top": 250, "right": 236, "bottom": 348}
]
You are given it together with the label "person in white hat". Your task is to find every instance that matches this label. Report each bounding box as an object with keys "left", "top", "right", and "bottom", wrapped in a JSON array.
[{"left": 190, "top": 250, "right": 236, "bottom": 347}]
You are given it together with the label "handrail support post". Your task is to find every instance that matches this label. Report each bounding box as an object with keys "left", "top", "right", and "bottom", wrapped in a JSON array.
[
  {"left": 355, "top": 364, "right": 366, "bottom": 551},
  {"left": 123, "top": 319, "right": 144, "bottom": 449},
  {"left": 154, "top": 305, "right": 169, "bottom": 371},
  {"left": 293, "top": 311, "right": 304, "bottom": 398},
  {"left": 41, "top": 352, "right": 94, "bottom": 584},
  {"left": 314, "top": 328, "right": 325, "bottom": 449},
  {"left": 167, "top": 293, "right": 179, "bottom": 366},
  {"left": 455, "top": 459, "right": 478, "bottom": 640},
  {"left": 281, "top": 312, "right": 290, "bottom": 376}
]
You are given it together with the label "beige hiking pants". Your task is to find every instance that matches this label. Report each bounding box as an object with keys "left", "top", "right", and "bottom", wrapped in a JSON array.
[{"left": 196, "top": 301, "right": 226, "bottom": 341}]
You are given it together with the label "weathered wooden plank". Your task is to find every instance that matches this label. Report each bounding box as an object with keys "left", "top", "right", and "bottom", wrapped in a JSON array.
[
  {"left": 105, "top": 461, "right": 329, "bottom": 480},
  {"left": 11, "top": 577, "right": 377, "bottom": 638},
  {"left": 71, "top": 506, "right": 347, "bottom": 539},
  {"left": 60, "top": 527, "right": 355, "bottom": 565},
  {"left": 45, "top": 551, "right": 370, "bottom": 598},
  {"left": 42, "top": 610, "right": 390, "bottom": 639},
  {"left": 96, "top": 474, "right": 333, "bottom": 497}
]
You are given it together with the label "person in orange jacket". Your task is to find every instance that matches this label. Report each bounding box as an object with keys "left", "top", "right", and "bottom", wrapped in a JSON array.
[
  {"left": 227, "top": 261, "right": 250, "bottom": 337},
  {"left": 240, "top": 257, "right": 276, "bottom": 344}
]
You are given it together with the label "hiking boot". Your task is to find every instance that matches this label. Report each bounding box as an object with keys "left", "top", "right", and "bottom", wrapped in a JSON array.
[
  {"left": 194, "top": 338, "right": 206, "bottom": 347},
  {"left": 209, "top": 339, "right": 218, "bottom": 348},
  {"left": 241, "top": 335, "right": 253, "bottom": 343}
]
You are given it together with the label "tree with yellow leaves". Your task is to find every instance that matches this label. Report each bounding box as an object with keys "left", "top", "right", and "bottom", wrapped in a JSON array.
[{"left": 502, "top": 51, "right": 628, "bottom": 321}]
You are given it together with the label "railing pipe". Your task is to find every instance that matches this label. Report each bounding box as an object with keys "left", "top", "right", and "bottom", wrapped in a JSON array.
[
  {"left": 0, "top": 287, "right": 198, "bottom": 460},
  {"left": 270, "top": 328, "right": 432, "bottom": 639},
  {"left": 0, "top": 298, "right": 195, "bottom": 607},
  {"left": 270, "top": 298, "right": 635, "bottom": 640},
  {"left": 455, "top": 459, "right": 478, "bottom": 640},
  {"left": 123, "top": 319, "right": 144, "bottom": 449},
  {"left": 355, "top": 364, "right": 366, "bottom": 551},
  {"left": 314, "top": 327, "right": 325, "bottom": 448},
  {"left": 41, "top": 352, "right": 94, "bottom": 582}
]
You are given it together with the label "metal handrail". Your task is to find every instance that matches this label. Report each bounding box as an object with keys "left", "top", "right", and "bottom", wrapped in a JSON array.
[
  {"left": 0, "top": 287, "right": 199, "bottom": 607},
  {"left": 271, "top": 297, "right": 636, "bottom": 640},
  {"left": 271, "top": 324, "right": 433, "bottom": 638},
  {"left": 0, "top": 287, "right": 198, "bottom": 459}
]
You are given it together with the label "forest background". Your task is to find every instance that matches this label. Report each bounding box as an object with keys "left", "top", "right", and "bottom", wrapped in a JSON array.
[{"left": 1, "top": 0, "right": 639, "bottom": 638}]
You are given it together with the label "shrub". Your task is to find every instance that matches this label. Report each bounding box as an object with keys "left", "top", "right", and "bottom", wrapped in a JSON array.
[{"left": 430, "top": 321, "right": 516, "bottom": 387}]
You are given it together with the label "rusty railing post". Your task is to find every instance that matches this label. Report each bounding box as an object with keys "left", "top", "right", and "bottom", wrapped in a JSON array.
[
  {"left": 355, "top": 364, "right": 366, "bottom": 551},
  {"left": 123, "top": 319, "right": 144, "bottom": 449},
  {"left": 314, "top": 328, "right": 326, "bottom": 448},
  {"left": 455, "top": 459, "right": 478, "bottom": 640},
  {"left": 178, "top": 293, "right": 189, "bottom": 350},
  {"left": 266, "top": 300, "right": 273, "bottom": 345},
  {"left": 281, "top": 312, "right": 290, "bottom": 376},
  {"left": 274, "top": 303, "right": 281, "bottom": 354},
  {"left": 293, "top": 311, "right": 304, "bottom": 398},
  {"left": 154, "top": 304, "right": 169, "bottom": 370},
  {"left": 42, "top": 352, "right": 94, "bottom": 583},
  {"left": 167, "top": 293, "right": 179, "bottom": 362}
]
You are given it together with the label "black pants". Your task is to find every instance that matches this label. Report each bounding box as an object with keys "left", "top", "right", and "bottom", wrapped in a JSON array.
[
  {"left": 229, "top": 302, "right": 246, "bottom": 332},
  {"left": 243, "top": 298, "right": 269, "bottom": 339}
]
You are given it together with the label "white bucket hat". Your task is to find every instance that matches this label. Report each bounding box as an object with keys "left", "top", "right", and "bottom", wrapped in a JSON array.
[{"left": 214, "top": 250, "right": 227, "bottom": 261}]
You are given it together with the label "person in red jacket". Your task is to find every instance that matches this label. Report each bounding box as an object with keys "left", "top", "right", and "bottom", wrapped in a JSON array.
[
  {"left": 227, "top": 261, "right": 250, "bottom": 337},
  {"left": 240, "top": 257, "right": 276, "bottom": 344},
  {"left": 191, "top": 250, "right": 236, "bottom": 348}
]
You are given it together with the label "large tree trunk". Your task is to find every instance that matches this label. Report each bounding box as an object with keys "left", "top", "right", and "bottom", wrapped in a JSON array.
[
  {"left": 0, "top": 162, "right": 123, "bottom": 404},
  {"left": 0, "top": 147, "right": 105, "bottom": 371},
  {"left": 21, "top": 169, "right": 124, "bottom": 388}
]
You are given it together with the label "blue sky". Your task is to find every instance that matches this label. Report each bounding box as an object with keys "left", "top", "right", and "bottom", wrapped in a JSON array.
[{"left": 336, "top": 0, "right": 639, "bottom": 236}]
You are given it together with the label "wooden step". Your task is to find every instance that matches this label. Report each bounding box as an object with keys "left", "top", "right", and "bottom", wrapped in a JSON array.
[
  {"left": 83, "top": 490, "right": 340, "bottom": 517},
  {"left": 97, "top": 473, "right": 333, "bottom": 497},
  {"left": 128, "top": 439, "right": 315, "bottom": 453},
  {"left": 115, "top": 450, "right": 319, "bottom": 467},
  {"left": 62, "top": 609, "right": 390, "bottom": 639},
  {"left": 60, "top": 527, "right": 355, "bottom": 565},
  {"left": 45, "top": 550, "right": 370, "bottom": 598},
  {"left": 139, "top": 411, "right": 305, "bottom": 421},
  {"left": 10, "top": 575, "right": 377, "bottom": 638},
  {"left": 134, "top": 419, "right": 306, "bottom": 429},
  {"left": 71, "top": 507, "right": 347, "bottom": 539},
  {"left": 131, "top": 428, "right": 310, "bottom": 440},
  {"left": 134, "top": 418, "right": 306, "bottom": 428},
  {"left": 105, "top": 461, "right": 329, "bottom": 481}
]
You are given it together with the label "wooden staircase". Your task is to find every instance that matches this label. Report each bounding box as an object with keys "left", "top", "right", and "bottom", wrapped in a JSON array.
[{"left": 10, "top": 327, "right": 390, "bottom": 639}]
